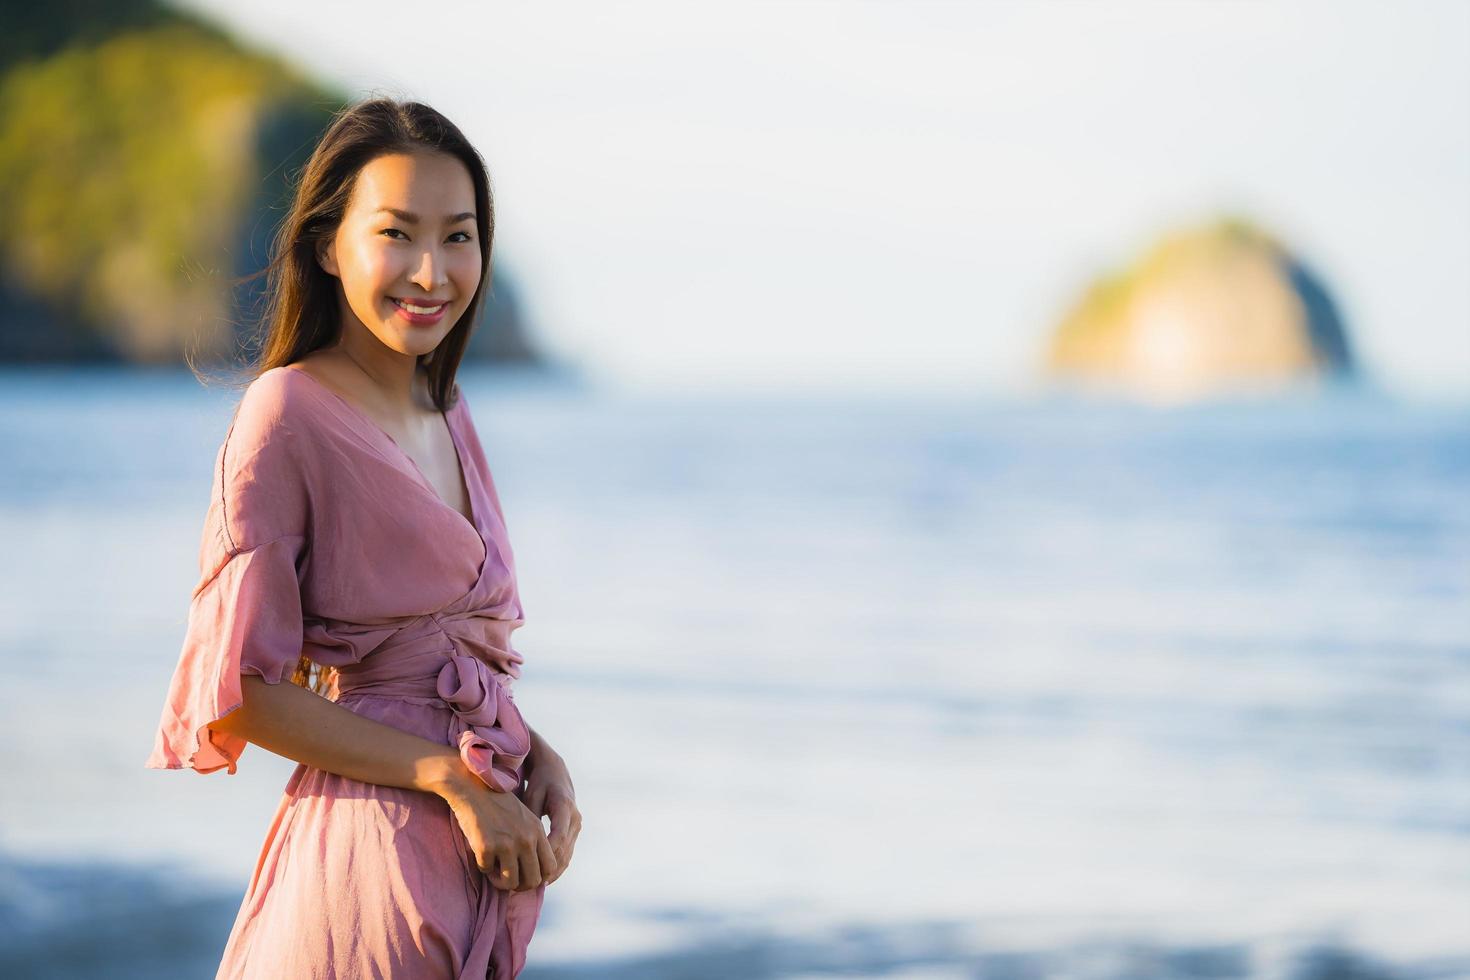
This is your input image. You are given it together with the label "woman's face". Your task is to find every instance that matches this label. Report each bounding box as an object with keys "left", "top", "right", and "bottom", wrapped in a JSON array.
[{"left": 317, "top": 150, "right": 482, "bottom": 359}]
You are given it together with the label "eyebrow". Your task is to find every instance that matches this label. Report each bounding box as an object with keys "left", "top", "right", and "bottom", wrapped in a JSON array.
[{"left": 374, "top": 207, "right": 476, "bottom": 224}]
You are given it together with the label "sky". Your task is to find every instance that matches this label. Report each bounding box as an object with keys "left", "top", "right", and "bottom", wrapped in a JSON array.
[{"left": 175, "top": 0, "right": 1470, "bottom": 396}]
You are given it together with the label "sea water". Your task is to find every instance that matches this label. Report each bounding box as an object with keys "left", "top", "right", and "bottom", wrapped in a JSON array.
[{"left": 0, "top": 365, "right": 1465, "bottom": 979}]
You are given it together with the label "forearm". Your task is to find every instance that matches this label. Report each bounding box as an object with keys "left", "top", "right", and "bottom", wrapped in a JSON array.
[{"left": 209, "top": 673, "right": 476, "bottom": 798}]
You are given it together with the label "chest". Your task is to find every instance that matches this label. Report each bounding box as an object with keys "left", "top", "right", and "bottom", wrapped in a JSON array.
[{"left": 379, "top": 419, "right": 474, "bottom": 526}]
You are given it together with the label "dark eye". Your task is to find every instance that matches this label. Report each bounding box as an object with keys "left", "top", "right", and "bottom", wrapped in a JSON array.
[
  {"left": 381, "top": 228, "right": 408, "bottom": 240},
  {"left": 450, "top": 231, "right": 474, "bottom": 243}
]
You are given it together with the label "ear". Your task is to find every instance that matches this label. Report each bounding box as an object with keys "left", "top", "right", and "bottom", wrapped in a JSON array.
[{"left": 316, "top": 241, "right": 338, "bottom": 278}]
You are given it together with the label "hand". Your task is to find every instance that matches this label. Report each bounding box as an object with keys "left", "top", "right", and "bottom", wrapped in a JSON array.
[
  {"left": 440, "top": 771, "right": 559, "bottom": 892},
  {"left": 522, "top": 747, "right": 581, "bottom": 886}
]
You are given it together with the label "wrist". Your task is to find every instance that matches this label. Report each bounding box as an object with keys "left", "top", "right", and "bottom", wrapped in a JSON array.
[
  {"left": 528, "top": 727, "right": 559, "bottom": 766},
  {"left": 420, "top": 749, "right": 476, "bottom": 801}
]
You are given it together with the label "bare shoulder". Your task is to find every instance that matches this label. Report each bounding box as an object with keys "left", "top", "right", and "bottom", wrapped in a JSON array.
[{"left": 281, "top": 350, "right": 349, "bottom": 394}]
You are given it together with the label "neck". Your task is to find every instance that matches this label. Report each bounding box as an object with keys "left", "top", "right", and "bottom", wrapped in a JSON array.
[{"left": 332, "top": 328, "right": 425, "bottom": 410}]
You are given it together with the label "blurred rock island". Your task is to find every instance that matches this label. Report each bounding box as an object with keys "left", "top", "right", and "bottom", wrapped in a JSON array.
[
  {"left": 1044, "top": 217, "right": 1356, "bottom": 402},
  {"left": 0, "top": 0, "right": 542, "bottom": 366}
]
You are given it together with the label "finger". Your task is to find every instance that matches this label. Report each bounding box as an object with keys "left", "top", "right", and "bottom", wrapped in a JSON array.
[
  {"left": 493, "top": 848, "right": 520, "bottom": 891},
  {"left": 517, "top": 833, "right": 549, "bottom": 892},
  {"left": 551, "top": 830, "right": 571, "bottom": 873},
  {"left": 546, "top": 796, "right": 573, "bottom": 847},
  {"left": 535, "top": 832, "right": 560, "bottom": 885},
  {"left": 559, "top": 833, "right": 576, "bottom": 875},
  {"left": 551, "top": 799, "right": 580, "bottom": 852},
  {"left": 525, "top": 800, "right": 554, "bottom": 847},
  {"left": 550, "top": 839, "right": 573, "bottom": 884}
]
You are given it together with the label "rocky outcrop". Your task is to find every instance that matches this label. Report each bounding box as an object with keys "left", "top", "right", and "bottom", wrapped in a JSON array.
[
  {"left": 1044, "top": 217, "right": 1355, "bottom": 401},
  {"left": 0, "top": 2, "right": 543, "bottom": 365}
]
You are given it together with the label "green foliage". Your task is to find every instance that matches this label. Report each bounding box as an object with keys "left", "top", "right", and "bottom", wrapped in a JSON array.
[{"left": 0, "top": 13, "right": 342, "bottom": 358}]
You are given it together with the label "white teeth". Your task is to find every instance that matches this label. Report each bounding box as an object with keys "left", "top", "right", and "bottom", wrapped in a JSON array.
[{"left": 395, "top": 299, "right": 446, "bottom": 314}]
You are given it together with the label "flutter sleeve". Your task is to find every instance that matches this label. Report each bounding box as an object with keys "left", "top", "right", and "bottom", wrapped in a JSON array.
[{"left": 145, "top": 371, "right": 313, "bottom": 775}]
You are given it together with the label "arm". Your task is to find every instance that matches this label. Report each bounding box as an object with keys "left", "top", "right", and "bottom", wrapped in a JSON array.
[
  {"left": 208, "top": 674, "right": 477, "bottom": 799},
  {"left": 524, "top": 724, "right": 563, "bottom": 777},
  {"left": 214, "top": 675, "right": 561, "bottom": 890}
]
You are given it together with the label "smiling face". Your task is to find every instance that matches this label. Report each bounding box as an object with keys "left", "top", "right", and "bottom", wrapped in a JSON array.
[{"left": 316, "top": 150, "right": 482, "bottom": 359}]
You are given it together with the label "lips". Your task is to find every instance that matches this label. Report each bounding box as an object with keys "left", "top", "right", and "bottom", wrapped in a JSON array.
[
  {"left": 389, "top": 295, "right": 451, "bottom": 326},
  {"left": 391, "top": 297, "right": 449, "bottom": 314}
]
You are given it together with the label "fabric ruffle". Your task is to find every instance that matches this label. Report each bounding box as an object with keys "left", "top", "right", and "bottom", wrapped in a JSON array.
[
  {"left": 436, "top": 654, "right": 531, "bottom": 792},
  {"left": 145, "top": 535, "right": 306, "bottom": 774}
]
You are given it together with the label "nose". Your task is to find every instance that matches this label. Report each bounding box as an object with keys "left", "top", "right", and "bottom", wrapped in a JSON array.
[{"left": 410, "top": 245, "right": 448, "bottom": 291}]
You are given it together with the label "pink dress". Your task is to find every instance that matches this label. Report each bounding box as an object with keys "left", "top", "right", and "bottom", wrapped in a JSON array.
[{"left": 145, "top": 364, "right": 545, "bottom": 979}]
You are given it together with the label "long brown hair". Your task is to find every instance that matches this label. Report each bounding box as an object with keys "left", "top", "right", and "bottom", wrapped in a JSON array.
[{"left": 201, "top": 96, "right": 498, "bottom": 696}]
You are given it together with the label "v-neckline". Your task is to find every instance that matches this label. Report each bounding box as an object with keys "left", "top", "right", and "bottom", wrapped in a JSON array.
[{"left": 286, "top": 364, "right": 481, "bottom": 534}]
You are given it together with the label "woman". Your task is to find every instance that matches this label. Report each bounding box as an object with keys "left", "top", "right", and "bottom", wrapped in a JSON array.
[{"left": 145, "top": 97, "right": 581, "bottom": 979}]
